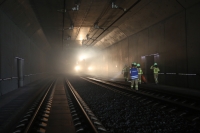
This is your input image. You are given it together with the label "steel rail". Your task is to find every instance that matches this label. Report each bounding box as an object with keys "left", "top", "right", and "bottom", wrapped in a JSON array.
[
  {"left": 66, "top": 80, "right": 99, "bottom": 133},
  {"left": 23, "top": 81, "right": 55, "bottom": 133},
  {"left": 83, "top": 77, "right": 200, "bottom": 112},
  {"left": 108, "top": 79, "right": 200, "bottom": 102}
]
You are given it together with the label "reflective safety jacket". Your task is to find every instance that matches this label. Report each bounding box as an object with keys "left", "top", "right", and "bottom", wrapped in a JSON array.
[
  {"left": 130, "top": 67, "right": 138, "bottom": 79},
  {"left": 137, "top": 68, "right": 143, "bottom": 75},
  {"left": 122, "top": 66, "right": 129, "bottom": 73},
  {"left": 150, "top": 66, "right": 160, "bottom": 74}
]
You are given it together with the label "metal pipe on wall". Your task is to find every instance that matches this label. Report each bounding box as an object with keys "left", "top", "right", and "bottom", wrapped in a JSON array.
[{"left": 17, "top": 58, "right": 24, "bottom": 87}]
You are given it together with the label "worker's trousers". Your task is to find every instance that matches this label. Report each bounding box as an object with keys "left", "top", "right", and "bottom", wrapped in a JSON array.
[
  {"left": 138, "top": 74, "right": 142, "bottom": 84},
  {"left": 154, "top": 73, "right": 159, "bottom": 84},
  {"left": 131, "top": 79, "right": 138, "bottom": 90},
  {"left": 124, "top": 72, "right": 128, "bottom": 81}
]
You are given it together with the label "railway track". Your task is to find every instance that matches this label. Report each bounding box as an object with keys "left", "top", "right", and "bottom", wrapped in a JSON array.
[
  {"left": 0, "top": 80, "right": 52, "bottom": 133},
  {"left": 2, "top": 76, "right": 199, "bottom": 133},
  {"left": 11, "top": 78, "right": 107, "bottom": 133},
  {"left": 65, "top": 79, "right": 107, "bottom": 133},
  {"left": 12, "top": 80, "right": 55, "bottom": 133},
  {"left": 85, "top": 77, "right": 200, "bottom": 120}
]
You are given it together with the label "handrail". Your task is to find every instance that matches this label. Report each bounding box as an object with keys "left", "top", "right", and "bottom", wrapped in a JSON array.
[{"left": 0, "top": 73, "right": 48, "bottom": 82}]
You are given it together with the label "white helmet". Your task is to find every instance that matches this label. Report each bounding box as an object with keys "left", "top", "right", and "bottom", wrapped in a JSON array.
[
  {"left": 137, "top": 64, "right": 140, "bottom": 67},
  {"left": 132, "top": 62, "right": 137, "bottom": 66},
  {"left": 154, "top": 63, "right": 157, "bottom": 66}
]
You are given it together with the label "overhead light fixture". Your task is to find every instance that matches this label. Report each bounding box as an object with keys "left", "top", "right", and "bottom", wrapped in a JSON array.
[
  {"left": 94, "top": 23, "right": 99, "bottom": 29},
  {"left": 59, "top": 24, "right": 73, "bottom": 31},
  {"left": 69, "top": 24, "right": 74, "bottom": 30},
  {"left": 63, "top": 36, "right": 71, "bottom": 41},
  {"left": 94, "top": 23, "right": 104, "bottom": 30},
  {"left": 72, "top": 4, "right": 79, "bottom": 11},
  {"left": 67, "top": 36, "right": 71, "bottom": 40},
  {"left": 85, "top": 34, "right": 96, "bottom": 41},
  {"left": 112, "top": 2, "right": 126, "bottom": 11},
  {"left": 62, "top": 28, "right": 66, "bottom": 31},
  {"left": 57, "top": 9, "right": 67, "bottom": 12},
  {"left": 112, "top": 2, "right": 118, "bottom": 8}
]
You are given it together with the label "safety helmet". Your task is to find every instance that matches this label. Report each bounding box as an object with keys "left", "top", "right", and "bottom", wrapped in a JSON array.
[
  {"left": 154, "top": 63, "right": 157, "bottom": 66},
  {"left": 132, "top": 62, "right": 137, "bottom": 66},
  {"left": 137, "top": 64, "right": 140, "bottom": 67}
]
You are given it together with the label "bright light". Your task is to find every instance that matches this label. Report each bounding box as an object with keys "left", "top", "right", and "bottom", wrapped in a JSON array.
[
  {"left": 79, "top": 55, "right": 86, "bottom": 61},
  {"left": 88, "top": 66, "right": 93, "bottom": 71},
  {"left": 75, "top": 66, "right": 80, "bottom": 71},
  {"left": 116, "top": 65, "right": 117, "bottom": 67}
]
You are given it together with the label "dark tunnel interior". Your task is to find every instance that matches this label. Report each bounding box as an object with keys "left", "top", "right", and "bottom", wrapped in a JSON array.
[{"left": 0, "top": 0, "right": 200, "bottom": 95}]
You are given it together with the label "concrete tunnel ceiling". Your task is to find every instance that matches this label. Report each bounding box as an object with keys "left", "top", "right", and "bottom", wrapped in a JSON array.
[{"left": 0, "top": 0, "right": 200, "bottom": 52}]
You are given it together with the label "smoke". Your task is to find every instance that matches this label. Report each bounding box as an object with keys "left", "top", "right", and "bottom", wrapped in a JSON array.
[{"left": 49, "top": 46, "right": 125, "bottom": 81}]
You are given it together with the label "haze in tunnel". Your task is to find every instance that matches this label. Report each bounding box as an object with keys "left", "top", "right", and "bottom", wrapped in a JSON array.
[{"left": 1, "top": 0, "right": 200, "bottom": 96}]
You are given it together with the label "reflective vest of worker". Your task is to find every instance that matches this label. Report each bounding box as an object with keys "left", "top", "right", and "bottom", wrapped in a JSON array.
[
  {"left": 130, "top": 67, "right": 138, "bottom": 79},
  {"left": 137, "top": 68, "right": 143, "bottom": 75},
  {"left": 150, "top": 66, "right": 160, "bottom": 73},
  {"left": 123, "top": 66, "right": 129, "bottom": 72}
]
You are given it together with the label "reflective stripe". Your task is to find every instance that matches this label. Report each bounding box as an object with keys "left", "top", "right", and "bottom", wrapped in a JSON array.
[
  {"left": 137, "top": 68, "right": 143, "bottom": 74},
  {"left": 131, "top": 76, "right": 138, "bottom": 79},
  {"left": 154, "top": 68, "right": 160, "bottom": 73},
  {"left": 130, "top": 68, "right": 138, "bottom": 79}
]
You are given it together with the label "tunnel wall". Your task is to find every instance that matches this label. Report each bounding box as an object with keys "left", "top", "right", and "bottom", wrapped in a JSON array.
[
  {"left": 92, "top": 3, "right": 200, "bottom": 89},
  {"left": 0, "top": 10, "right": 47, "bottom": 95}
]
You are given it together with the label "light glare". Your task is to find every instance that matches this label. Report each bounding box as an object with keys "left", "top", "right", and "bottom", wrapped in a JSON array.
[
  {"left": 79, "top": 55, "right": 86, "bottom": 61},
  {"left": 88, "top": 66, "right": 93, "bottom": 71},
  {"left": 75, "top": 66, "right": 80, "bottom": 71}
]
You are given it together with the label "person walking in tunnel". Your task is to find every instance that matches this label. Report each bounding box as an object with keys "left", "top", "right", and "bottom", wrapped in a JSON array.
[
  {"left": 122, "top": 65, "right": 129, "bottom": 81},
  {"left": 130, "top": 63, "right": 138, "bottom": 90},
  {"left": 150, "top": 63, "right": 160, "bottom": 84},
  {"left": 137, "top": 63, "right": 143, "bottom": 84}
]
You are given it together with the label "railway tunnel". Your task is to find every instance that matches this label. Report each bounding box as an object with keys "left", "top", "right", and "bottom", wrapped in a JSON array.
[{"left": 0, "top": 0, "right": 200, "bottom": 132}]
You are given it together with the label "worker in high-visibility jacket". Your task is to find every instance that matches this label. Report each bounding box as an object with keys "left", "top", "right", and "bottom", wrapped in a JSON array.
[
  {"left": 122, "top": 65, "right": 129, "bottom": 81},
  {"left": 150, "top": 63, "right": 160, "bottom": 84},
  {"left": 130, "top": 63, "right": 138, "bottom": 90},
  {"left": 137, "top": 64, "right": 143, "bottom": 84}
]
